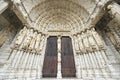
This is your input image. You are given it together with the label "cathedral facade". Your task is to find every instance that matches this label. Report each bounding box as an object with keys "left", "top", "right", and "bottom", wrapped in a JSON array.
[{"left": 0, "top": 0, "right": 120, "bottom": 80}]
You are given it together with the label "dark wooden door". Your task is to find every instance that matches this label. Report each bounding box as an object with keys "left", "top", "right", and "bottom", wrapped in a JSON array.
[
  {"left": 42, "top": 36, "right": 57, "bottom": 77},
  {"left": 61, "top": 36, "right": 76, "bottom": 77}
]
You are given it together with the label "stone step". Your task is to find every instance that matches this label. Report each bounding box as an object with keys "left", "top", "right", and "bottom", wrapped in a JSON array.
[{"left": 0, "top": 78, "right": 119, "bottom": 80}]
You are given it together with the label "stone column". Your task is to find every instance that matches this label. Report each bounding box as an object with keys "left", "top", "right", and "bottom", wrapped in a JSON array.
[
  {"left": 107, "top": 2, "right": 120, "bottom": 23},
  {"left": 0, "top": 1, "right": 8, "bottom": 14},
  {"left": 76, "top": 54, "right": 81, "bottom": 78},
  {"left": 12, "top": 0, "right": 30, "bottom": 21},
  {"left": 10, "top": 50, "right": 21, "bottom": 78},
  {"left": 38, "top": 34, "right": 46, "bottom": 78},
  {"left": 37, "top": 54, "right": 41, "bottom": 79},
  {"left": 33, "top": 34, "right": 46, "bottom": 78},
  {"left": 21, "top": 51, "right": 29, "bottom": 78},
  {"left": 57, "top": 36, "right": 62, "bottom": 78},
  {"left": 104, "top": 4, "right": 120, "bottom": 76},
  {"left": 75, "top": 35, "right": 81, "bottom": 78}
]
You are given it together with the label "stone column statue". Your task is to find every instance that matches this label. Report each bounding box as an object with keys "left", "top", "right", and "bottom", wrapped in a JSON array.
[
  {"left": 22, "top": 29, "right": 33, "bottom": 49},
  {"left": 78, "top": 33, "right": 86, "bottom": 53},
  {"left": 91, "top": 28, "right": 104, "bottom": 50},
  {"left": 15, "top": 27, "right": 27, "bottom": 48},
  {"left": 35, "top": 33, "right": 41, "bottom": 52},
  {"left": 87, "top": 30, "right": 97, "bottom": 51},
  {"left": 29, "top": 31, "right": 37, "bottom": 51},
  {"left": 107, "top": 2, "right": 120, "bottom": 23}
]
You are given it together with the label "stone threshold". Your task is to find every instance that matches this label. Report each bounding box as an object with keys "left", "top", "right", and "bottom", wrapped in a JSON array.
[{"left": 0, "top": 78, "right": 119, "bottom": 80}]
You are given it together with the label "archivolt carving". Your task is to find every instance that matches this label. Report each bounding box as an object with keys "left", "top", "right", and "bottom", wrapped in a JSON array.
[{"left": 34, "top": 8, "right": 83, "bottom": 32}]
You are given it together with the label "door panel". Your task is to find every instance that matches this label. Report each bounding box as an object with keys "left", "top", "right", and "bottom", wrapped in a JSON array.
[
  {"left": 42, "top": 36, "right": 57, "bottom": 77},
  {"left": 61, "top": 36, "right": 76, "bottom": 77}
]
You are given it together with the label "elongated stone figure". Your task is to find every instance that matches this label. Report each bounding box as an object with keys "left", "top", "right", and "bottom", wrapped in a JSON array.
[
  {"left": 91, "top": 28, "right": 104, "bottom": 49},
  {"left": 87, "top": 30, "right": 97, "bottom": 51},
  {"left": 82, "top": 32, "right": 89, "bottom": 52},
  {"left": 35, "top": 33, "right": 41, "bottom": 51},
  {"left": 106, "top": 29, "right": 118, "bottom": 48},
  {"left": 110, "top": 26, "right": 120, "bottom": 48},
  {"left": 39, "top": 35, "right": 45, "bottom": 52},
  {"left": 22, "top": 29, "right": 33, "bottom": 49},
  {"left": 78, "top": 34, "right": 86, "bottom": 53},
  {"left": 74, "top": 35, "right": 80, "bottom": 51},
  {"left": 15, "top": 27, "right": 27, "bottom": 48},
  {"left": 29, "top": 32, "right": 37, "bottom": 50}
]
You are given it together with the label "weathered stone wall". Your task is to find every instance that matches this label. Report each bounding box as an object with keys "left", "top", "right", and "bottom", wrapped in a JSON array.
[
  {"left": 95, "top": 9, "right": 120, "bottom": 79},
  {"left": 0, "top": 8, "right": 23, "bottom": 69},
  {"left": 0, "top": 0, "right": 120, "bottom": 80}
]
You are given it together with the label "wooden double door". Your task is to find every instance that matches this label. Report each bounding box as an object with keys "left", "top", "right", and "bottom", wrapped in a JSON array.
[{"left": 42, "top": 36, "right": 76, "bottom": 78}]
